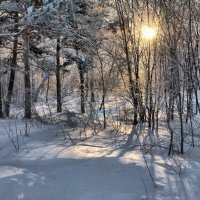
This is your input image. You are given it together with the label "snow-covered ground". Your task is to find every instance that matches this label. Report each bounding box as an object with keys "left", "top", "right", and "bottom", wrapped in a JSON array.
[{"left": 0, "top": 120, "right": 200, "bottom": 200}]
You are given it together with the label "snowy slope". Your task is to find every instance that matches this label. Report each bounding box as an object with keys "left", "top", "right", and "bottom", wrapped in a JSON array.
[{"left": 0, "top": 120, "right": 200, "bottom": 200}]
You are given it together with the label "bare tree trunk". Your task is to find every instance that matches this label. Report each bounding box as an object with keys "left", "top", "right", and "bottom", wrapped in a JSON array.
[
  {"left": 90, "top": 77, "right": 95, "bottom": 103},
  {"left": 0, "top": 78, "right": 3, "bottom": 118},
  {"left": 24, "top": 25, "right": 31, "bottom": 119},
  {"left": 46, "top": 76, "right": 50, "bottom": 103},
  {"left": 79, "top": 66, "right": 85, "bottom": 114},
  {"left": 178, "top": 91, "right": 184, "bottom": 154},
  {"left": 5, "top": 11, "right": 18, "bottom": 117},
  {"left": 56, "top": 37, "right": 62, "bottom": 113}
]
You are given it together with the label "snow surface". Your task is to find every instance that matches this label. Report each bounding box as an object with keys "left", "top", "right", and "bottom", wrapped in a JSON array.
[{"left": 0, "top": 120, "right": 200, "bottom": 200}]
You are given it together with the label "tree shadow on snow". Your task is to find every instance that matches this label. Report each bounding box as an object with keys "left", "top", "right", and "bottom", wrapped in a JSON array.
[{"left": 0, "top": 156, "right": 153, "bottom": 200}]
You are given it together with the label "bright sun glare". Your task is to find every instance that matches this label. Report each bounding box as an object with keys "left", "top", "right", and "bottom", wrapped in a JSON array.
[{"left": 142, "top": 26, "right": 156, "bottom": 40}]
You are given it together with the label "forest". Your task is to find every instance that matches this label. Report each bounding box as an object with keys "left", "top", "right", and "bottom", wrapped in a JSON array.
[{"left": 0, "top": 0, "right": 200, "bottom": 200}]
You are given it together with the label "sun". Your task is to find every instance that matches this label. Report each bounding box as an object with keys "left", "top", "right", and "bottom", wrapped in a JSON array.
[{"left": 142, "top": 25, "right": 156, "bottom": 40}]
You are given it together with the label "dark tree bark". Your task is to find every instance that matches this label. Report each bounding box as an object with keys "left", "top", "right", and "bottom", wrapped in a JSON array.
[
  {"left": 79, "top": 66, "right": 85, "bottom": 114},
  {"left": 56, "top": 37, "right": 62, "bottom": 112},
  {"left": 90, "top": 78, "right": 95, "bottom": 103},
  {"left": 24, "top": 26, "right": 32, "bottom": 119},
  {"left": 5, "top": 11, "right": 18, "bottom": 117},
  {"left": 34, "top": 0, "right": 41, "bottom": 9},
  {"left": 0, "top": 78, "right": 3, "bottom": 118},
  {"left": 46, "top": 76, "right": 50, "bottom": 103}
]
